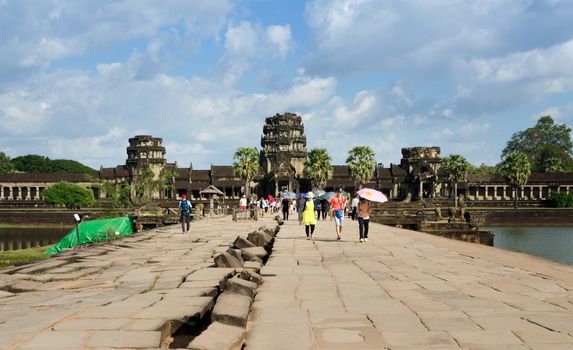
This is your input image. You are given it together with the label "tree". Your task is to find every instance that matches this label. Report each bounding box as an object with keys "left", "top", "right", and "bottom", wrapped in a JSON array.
[
  {"left": 498, "top": 152, "right": 531, "bottom": 209},
  {"left": 232, "top": 147, "right": 259, "bottom": 196},
  {"left": 11, "top": 155, "right": 50, "bottom": 172},
  {"left": 304, "top": 148, "right": 334, "bottom": 190},
  {"left": 130, "top": 166, "right": 156, "bottom": 207},
  {"left": 442, "top": 154, "right": 470, "bottom": 209},
  {"left": 0, "top": 152, "right": 14, "bottom": 173},
  {"left": 503, "top": 116, "right": 573, "bottom": 172},
  {"left": 467, "top": 162, "right": 496, "bottom": 176},
  {"left": 346, "top": 146, "right": 376, "bottom": 189},
  {"left": 43, "top": 181, "right": 95, "bottom": 209},
  {"left": 11, "top": 155, "right": 95, "bottom": 173}
]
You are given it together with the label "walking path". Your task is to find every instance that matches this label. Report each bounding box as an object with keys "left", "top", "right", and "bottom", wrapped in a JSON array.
[
  {"left": 0, "top": 216, "right": 266, "bottom": 349},
  {"left": 2, "top": 214, "right": 573, "bottom": 349},
  {"left": 246, "top": 217, "right": 573, "bottom": 349}
]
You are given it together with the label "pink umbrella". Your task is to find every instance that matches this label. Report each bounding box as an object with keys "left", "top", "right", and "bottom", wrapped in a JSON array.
[
  {"left": 356, "top": 188, "right": 388, "bottom": 203},
  {"left": 268, "top": 194, "right": 275, "bottom": 202}
]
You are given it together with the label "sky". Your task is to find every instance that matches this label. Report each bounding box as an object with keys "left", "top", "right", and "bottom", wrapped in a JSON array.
[{"left": 1, "top": 0, "right": 573, "bottom": 170}]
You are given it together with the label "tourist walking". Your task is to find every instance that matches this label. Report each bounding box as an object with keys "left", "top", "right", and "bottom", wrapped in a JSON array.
[
  {"left": 357, "top": 196, "right": 371, "bottom": 242},
  {"left": 314, "top": 196, "right": 321, "bottom": 220},
  {"left": 302, "top": 192, "right": 317, "bottom": 239},
  {"left": 350, "top": 195, "right": 359, "bottom": 220},
  {"left": 330, "top": 189, "right": 347, "bottom": 240},
  {"left": 281, "top": 196, "right": 290, "bottom": 220},
  {"left": 321, "top": 198, "right": 329, "bottom": 220},
  {"left": 296, "top": 194, "right": 305, "bottom": 225},
  {"left": 178, "top": 194, "right": 192, "bottom": 234}
]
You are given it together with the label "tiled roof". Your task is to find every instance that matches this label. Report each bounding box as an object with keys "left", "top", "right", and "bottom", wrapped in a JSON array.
[{"left": 0, "top": 172, "right": 95, "bottom": 182}]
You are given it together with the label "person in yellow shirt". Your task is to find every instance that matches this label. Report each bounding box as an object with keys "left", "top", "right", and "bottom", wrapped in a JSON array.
[{"left": 302, "top": 192, "right": 317, "bottom": 239}]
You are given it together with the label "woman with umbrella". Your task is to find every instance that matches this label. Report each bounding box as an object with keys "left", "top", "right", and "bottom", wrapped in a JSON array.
[
  {"left": 356, "top": 196, "right": 371, "bottom": 242},
  {"left": 356, "top": 188, "right": 388, "bottom": 242}
]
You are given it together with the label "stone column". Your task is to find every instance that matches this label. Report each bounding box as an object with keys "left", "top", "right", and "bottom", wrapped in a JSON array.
[{"left": 419, "top": 180, "right": 424, "bottom": 199}]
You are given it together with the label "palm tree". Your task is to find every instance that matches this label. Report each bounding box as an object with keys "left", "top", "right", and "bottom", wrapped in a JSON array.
[
  {"left": 304, "top": 148, "right": 334, "bottom": 190},
  {"left": 346, "top": 146, "right": 377, "bottom": 189},
  {"left": 499, "top": 152, "right": 531, "bottom": 209},
  {"left": 441, "top": 154, "right": 470, "bottom": 210},
  {"left": 232, "top": 147, "right": 259, "bottom": 196}
]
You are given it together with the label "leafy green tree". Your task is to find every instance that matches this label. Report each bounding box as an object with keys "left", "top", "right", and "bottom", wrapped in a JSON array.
[
  {"left": 232, "top": 147, "right": 259, "bottom": 196},
  {"left": 11, "top": 155, "right": 50, "bottom": 172},
  {"left": 0, "top": 152, "right": 14, "bottom": 173},
  {"left": 346, "top": 146, "right": 376, "bottom": 189},
  {"left": 547, "top": 191, "right": 573, "bottom": 208},
  {"left": 11, "top": 155, "right": 95, "bottom": 173},
  {"left": 304, "top": 148, "right": 334, "bottom": 190},
  {"left": 130, "top": 166, "right": 156, "bottom": 207},
  {"left": 50, "top": 159, "right": 96, "bottom": 174},
  {"left": 467, "top": 162, "right": 496, "bottom": 176},
  {"left": 498, "top": 152, "right": 532, "bottom": 209},
  {"left": 503, "top": 116, "right": 573, "bottom": 172},
  {"left": 43, "top": 181, "right": 95, "bottom": 209},
  {"left": 155, "top": 168, "right": 177, "bottom": 197},
  {"left": 442, "top": 154, "right": 470, "bottom": 209}
]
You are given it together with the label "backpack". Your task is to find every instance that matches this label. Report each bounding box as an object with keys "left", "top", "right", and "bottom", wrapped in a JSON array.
[{"left": 180, "top": 200, "right": 190, "bottom": 212}]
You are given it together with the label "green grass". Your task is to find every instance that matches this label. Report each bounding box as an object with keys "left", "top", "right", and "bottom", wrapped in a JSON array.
[
  {"left": 0, "top": 245, "right": 54, "bottom": 269},
  {"left": 0, "top": 223, "right": 14, "bottom": 228}
]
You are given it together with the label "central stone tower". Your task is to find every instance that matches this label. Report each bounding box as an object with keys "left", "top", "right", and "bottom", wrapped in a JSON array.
[
  {"left": 260, "top": 112, "right": 307, "bottom": 195},
  {"left": 126, "top": 135, "right": 166, "bottom": 179}
]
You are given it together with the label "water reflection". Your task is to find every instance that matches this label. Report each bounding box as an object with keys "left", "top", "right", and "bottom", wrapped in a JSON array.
[
  {"left": 486, "top": 226, "right": 573, "bottom": 266},
  {"left": 0, "top": 226, "right": 71, "bottom": 251}
]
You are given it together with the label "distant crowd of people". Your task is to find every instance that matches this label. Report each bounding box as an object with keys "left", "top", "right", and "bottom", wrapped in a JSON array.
[{"left": 178, "top": 189, "right": 374, "bottom": 242}]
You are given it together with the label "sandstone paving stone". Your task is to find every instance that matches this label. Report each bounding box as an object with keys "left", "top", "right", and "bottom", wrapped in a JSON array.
[
  {"left": 380, "top": 331, "right": 458, "bottom": 348},
  {"left": 225, "top": 276, "right": 257, "bottom": 297},
  {"left": 240, "top": 246, "right": 268, "bottom": 259},
  {"left": 214, "top": 252, "right": 244, "bottom": 268},
  {"left": 87, "top": 330, "right": 162, "bottom": 348},
  {"left": 187, "top": 321, "right": 246, "bottom": 350},
  {"left": 512, "top": 329, "right": 573, "bottom": 345},
  {"left": 449, "top": 330, "right": 524, "bottom": 347},
  {"left": 53, "top": 318, "right": 128, "bottom": 330},
  {"left": 19, "top": 330, "right": 89, "bottom": 349},
  {"left": 367, "top": 312, "right": 427, "bottom": 332},
  {"left": 0, "top": 290, "right": 14, "bottom": 298},
  {"left": 212, "top": 292, "right": 252, "bottom": 327}
]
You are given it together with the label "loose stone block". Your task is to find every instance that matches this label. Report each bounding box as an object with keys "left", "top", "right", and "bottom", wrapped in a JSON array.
[
  {"left": 241, "top": 249, "right": 263, "bottom": 263},
  {"left": 244, "top": 260, "right": 263, "bottom": 272},
  {"left": 187, "top": 322, "right": 246, "bottom": 350},
  {"left": 247, "top": 230, "right": 273, "bottom": 248},
  {"left": 214, "top": 252, "right": 244, "bottom": 268},
  {"left": 241, "top": 247, "right": 268, "bottom": 260},
  {"left": 233, "top": 236, "right": 256, "bottom": 249},
  {"left": 225, "top": 276, "right": 258, "bottom": 298},
  {"left": 258, "top": 225, "right": 276, "bottom": 237},
  {"left": 227, "top": 248, "right": 245, "bottom": 265},
  {"left": 212, "top": 292, "right": 252, "bottom": 327}
]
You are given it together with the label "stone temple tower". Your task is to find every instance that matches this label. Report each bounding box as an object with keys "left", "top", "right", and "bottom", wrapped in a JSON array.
[
  {"left": 126, "top": 135, "right": 166, "bottom": 179},
  {"left": 260, "top": 113, "right": 307, "bottom": 195}
]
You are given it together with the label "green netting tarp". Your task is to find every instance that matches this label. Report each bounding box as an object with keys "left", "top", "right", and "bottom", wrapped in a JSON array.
[{"left": 46, "top": 217, "right": 134, "bottom": 255}]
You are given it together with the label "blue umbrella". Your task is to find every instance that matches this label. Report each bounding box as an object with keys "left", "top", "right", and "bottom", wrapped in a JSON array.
[
  {"left": 314, "top": 189, "right": 326, "bottom": 198},
  {"left": 281, "top": 191, "right": 297, "bottom": 199},
  {"left": 322, "top": 191, "right": 337, "bottom": 201}
]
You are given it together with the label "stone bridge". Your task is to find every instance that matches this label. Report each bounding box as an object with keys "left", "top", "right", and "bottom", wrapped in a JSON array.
[{"left": 1, "top": 216, "right": 573, "bottom": 349}]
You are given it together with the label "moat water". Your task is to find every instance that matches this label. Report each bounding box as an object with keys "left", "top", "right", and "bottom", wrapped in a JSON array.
[
  {"left": 485, "top": 226, "right": 573, "bottom": 266},
  {"left": 0, "top": 226, "right": 71, "bottom": 251}
]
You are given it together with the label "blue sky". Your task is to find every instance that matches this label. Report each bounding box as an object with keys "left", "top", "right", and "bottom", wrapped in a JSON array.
[{"left": 1, "top": 0, "right": 573, "bottom": 170}]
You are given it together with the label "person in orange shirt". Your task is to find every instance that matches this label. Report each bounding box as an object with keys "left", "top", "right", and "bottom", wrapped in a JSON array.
[{"left": 330, "top": 189, "right": 347, "bottom": 240}]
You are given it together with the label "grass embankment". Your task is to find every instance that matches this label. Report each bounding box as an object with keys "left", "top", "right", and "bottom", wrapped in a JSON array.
[{"left": 0, "top": 245, "right": 54, "bottom": 269}]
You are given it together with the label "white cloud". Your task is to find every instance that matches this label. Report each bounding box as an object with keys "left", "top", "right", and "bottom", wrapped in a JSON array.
[{"left": 266, "top": 25, "right": 294, "bottom": 59}]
